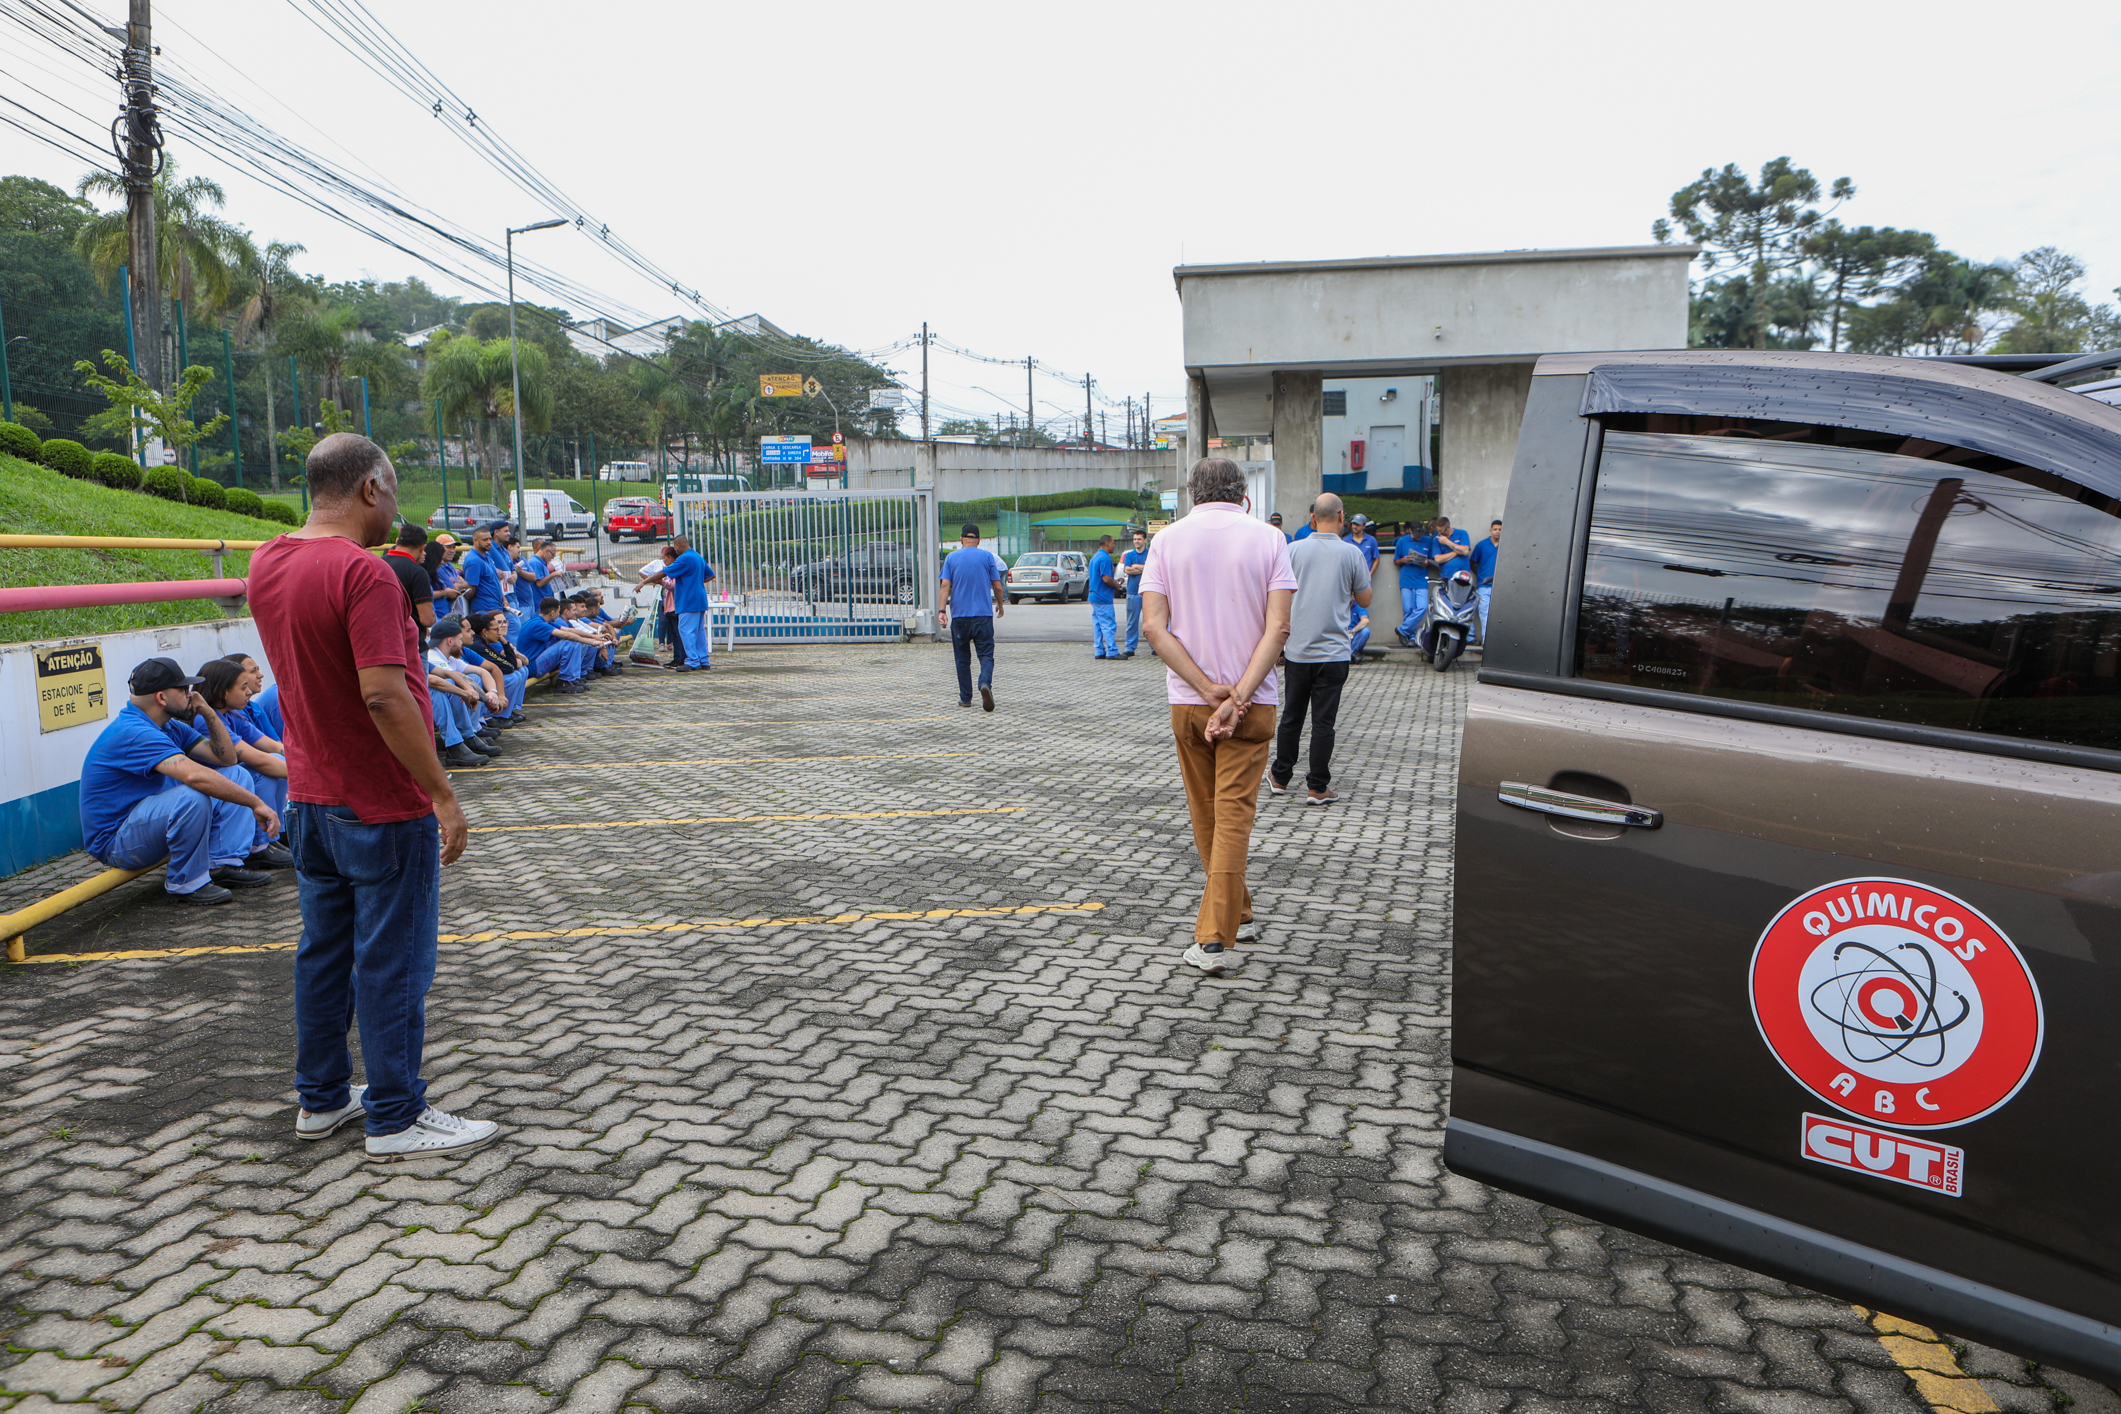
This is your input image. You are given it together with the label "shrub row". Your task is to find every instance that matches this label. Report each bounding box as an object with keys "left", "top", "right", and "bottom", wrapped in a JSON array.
[
  {"left": 2, "top": 420, "right": 297, "bottom": 525},
  {"left": 939, "top": 486, "right": 1140, "bottom": 522}
]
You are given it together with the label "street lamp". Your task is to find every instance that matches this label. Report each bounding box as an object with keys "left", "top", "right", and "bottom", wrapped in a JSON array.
[{"left": 506, "top": 217, "right": 568, "bottom": 533}]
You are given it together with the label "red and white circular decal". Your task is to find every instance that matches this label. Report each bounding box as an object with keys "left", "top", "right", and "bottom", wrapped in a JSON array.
[{"left": 1751, "top": 878, "right": 2042, "bottom": 1130}]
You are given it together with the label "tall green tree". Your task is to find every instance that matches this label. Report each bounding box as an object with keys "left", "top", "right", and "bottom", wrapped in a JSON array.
[
  {"left": 1845, "top": 253, "right": 2015, "bottom": 356},
  {"left": 1989, "top": 247, "right": 2114, "bottom": 355},
  {"left": 275, "top": 305, "right": 412, "bottom": 418},
  {"left": 0, "top": 177, "right": 120, "bottom": 437},
  {"left": 1799, "top": 223, "right": 1937, "bottom": 352},
  {"left": 1656, "top": 157, "right": 1851, "bottom": 349},
  {"left": 73, "top": 162, "right": 258, "bottom": 319},
  {"left": 421, "top": 331, "right": 552, "bottom": 500},
  {"left": 235, "top": 241, "right": 308, "bottom": 490}
]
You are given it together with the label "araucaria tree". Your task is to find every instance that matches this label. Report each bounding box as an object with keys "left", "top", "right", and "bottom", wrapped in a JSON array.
[{"left": 1656, "top": 157, "right": 1852, "bottom": 350}]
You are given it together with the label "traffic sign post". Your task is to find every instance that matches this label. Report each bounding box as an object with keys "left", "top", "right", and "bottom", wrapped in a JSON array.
[{"left": 760, "top": 374, "right": 802, "bottom": 397}]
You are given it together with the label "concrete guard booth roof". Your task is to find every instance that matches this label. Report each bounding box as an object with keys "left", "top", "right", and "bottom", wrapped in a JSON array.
[{"left": 1173, "top": 245, "right": 1696, "bottom": 530}]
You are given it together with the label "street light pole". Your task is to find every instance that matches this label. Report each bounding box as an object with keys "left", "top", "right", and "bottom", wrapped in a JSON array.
[{"left": 506, "top": 217, "right": 567, "bottom": 532}]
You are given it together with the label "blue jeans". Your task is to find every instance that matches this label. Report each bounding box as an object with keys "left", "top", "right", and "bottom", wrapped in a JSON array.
[
  {"left": 1091, "top": 601, "right": 1117, "bottom": 656},
  {"left": 677, "top": 610, "right": 710, "bottom": 667},
  {"left": 290, "top": 803, "right": 441, "bottom": 1136},
  {"left": 1398, "top": 582, "right": 1429, "bottom": 639},
  {"left": 530, "top": 641, "right": 596, "bottom": 682},
  {"left": 951, "top": 615, "right": 995, "bottom": 700},
  {"left": 1125, "top": 595, "right": 1142, "bottom": 654},
  {"left": 97, "top": 765, "right": 263, "bottom": 893},
  {"left": 1477, "top": 584, "right": 1492, "bottom": 641}
]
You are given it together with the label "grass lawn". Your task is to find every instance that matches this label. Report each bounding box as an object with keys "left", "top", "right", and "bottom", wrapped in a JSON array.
[{"left": 0, "top": 453, "right": 293, "bottom": 644}]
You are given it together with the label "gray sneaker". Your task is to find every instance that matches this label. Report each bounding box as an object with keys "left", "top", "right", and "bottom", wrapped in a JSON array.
[
  {"left": 366, "top": 1106, "right": 499, "bottom": 1162},
  {"left": 1182, "top": 942, "right": 1235, "bottom": 976},
  {"left": 296, "top": 1085, "right": 368, "bottom": 1140}
]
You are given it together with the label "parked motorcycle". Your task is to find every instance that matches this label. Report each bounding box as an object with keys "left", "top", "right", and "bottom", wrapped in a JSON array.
[{"left": 1416, "top": 569, "right": 1479, "bottom": 672}]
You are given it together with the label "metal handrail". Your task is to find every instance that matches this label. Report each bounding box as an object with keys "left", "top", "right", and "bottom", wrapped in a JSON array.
[{"left": 0, "top": 534, "right": 269, "bottom": 552}]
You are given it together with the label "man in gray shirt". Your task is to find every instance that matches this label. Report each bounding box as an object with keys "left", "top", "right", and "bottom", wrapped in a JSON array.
[{"left": 1270, "top": 493, "right": 1373, "bottom": 805}]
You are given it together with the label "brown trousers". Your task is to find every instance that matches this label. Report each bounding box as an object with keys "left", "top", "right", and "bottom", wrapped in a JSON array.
[{"left": 1169, "top": 702, "right": 1278, "bottom": 944}]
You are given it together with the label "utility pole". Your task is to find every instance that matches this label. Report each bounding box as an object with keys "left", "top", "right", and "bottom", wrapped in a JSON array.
[
  {"left": 1083, "top": 374, "right": 1093, "bottom": 449},
  {"left": 1025, "top": 357, "right": 1034, "bottom": 450},
  {"left": 121, "top": 0, "right": 162, "bottom": 392},
  {"left": 920, "top": 322, "right": 931, "bottom": 444}
]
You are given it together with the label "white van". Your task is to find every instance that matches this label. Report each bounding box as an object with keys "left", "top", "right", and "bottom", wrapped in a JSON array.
[
  {"left": 512, "top": 489, "right": 595, "bottom": 540},
  {"left": 597, "top": 461, "right": 653, "bottom": 482}
]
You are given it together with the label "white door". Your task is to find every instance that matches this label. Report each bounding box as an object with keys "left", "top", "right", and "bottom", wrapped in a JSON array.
[{"left": 1368, "top": 425, "right": 1405, "bottom": 490}]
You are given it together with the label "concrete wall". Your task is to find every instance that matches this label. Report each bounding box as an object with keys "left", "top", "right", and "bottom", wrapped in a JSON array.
[
  {"left": 1440, "top": 363, "right": 1534, "bottom": 534},
  {"left": 1, "top": 616, "right": 266, "bottom": 877},
  {"left": 832, "top": 437, "right": 1172, "bottom": 504},
  {"left": 1271, "top": 372, "right": 1322, "bottom": 528}
]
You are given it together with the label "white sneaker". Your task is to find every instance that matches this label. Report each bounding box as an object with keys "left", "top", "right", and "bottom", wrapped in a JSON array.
[
  {"left": 1182, "top": 943, "right": 1235, "bottom": 976},
  {"left": 365, "top": 1106, "right": 500, "bottom": 1161},
  {"left": 295, "top": 1085, "right": 367, "bottom": 1140}
]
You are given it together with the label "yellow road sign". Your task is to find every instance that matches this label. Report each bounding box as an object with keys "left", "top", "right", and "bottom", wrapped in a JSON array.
[
  {"left": 759, "top": 374, "right": 803, "bottom": 398},
  {"left": 35, "top": 643, "right": 107, "bottom": 733},
  {"left": 803, "top": 376, "right": 823, "bottom": 398}
]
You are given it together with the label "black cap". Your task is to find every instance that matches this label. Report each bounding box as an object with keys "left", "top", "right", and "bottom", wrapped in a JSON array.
[
  {"left": 429, "top": 619, "right": 462, "bottom": 646},
  {"left": 129, "top": 656, "right": 203, "bottom": 694},
  {"left": 961, "top": 523, "right": 981, "bottom": 537}
]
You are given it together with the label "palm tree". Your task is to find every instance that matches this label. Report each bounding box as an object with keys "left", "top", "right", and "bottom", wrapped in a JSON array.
[
  {"left": 422, "top": 332, "right": 553, "bottom": 501},
  {"left": 236, "top": 241, "right": 307, "bottom": 490},
  {"left": 74, "top": 162, "right": 259, "bottom": 320}
]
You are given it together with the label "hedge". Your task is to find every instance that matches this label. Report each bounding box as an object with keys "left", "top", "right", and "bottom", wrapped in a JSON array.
[
  {"left": 39, "top": 438, "right": 93, "bottom": 480},
  {"left": 188, "top": 476, "right": 227, "bottom": 509},
  {"left": 222, "top": 486, "right": 264, "bottom": 518},
  {"left": 142, "top": 465, "right": 187, "bottom": 501},
  {"left": 91, "top": 452, "right": 141, "bottom": 489},
  {"left": 256, "top": 500, "right": 300, "bottom": 526},
  {"left": 0, "top": 421, "right": 39, "bottom": 460},
  {"left": 939, "top": 486, "right": 1137, "bottom": 522}
]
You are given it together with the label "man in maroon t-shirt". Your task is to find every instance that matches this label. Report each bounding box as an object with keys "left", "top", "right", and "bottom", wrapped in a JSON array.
[{"left": 249, "top": 432, "right": 498, "bottom": 1162}]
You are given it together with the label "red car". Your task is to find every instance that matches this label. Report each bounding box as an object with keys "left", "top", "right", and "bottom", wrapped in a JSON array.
[{"left": 604, "top": 498, "right": 673, "bottom": 542}]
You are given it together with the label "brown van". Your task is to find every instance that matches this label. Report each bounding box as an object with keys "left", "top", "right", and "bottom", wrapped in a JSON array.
[{"left": 1448, "top": 349, "right": 2121, "bottom": 1381}]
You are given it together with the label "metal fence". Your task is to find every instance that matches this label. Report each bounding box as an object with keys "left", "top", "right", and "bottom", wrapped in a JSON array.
[{"left": 669, "top": 489, "right": 939, "bottom": 643}]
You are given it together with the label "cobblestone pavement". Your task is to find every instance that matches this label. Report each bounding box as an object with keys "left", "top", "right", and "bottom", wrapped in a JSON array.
[{"left": 2, "top": 643, "right": 2113, "bottom": 1414}]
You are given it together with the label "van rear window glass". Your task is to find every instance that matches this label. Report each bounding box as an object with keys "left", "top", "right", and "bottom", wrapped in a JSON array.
[{"left": 1575, "top": 427, "right": 2121, "bottom": 752}]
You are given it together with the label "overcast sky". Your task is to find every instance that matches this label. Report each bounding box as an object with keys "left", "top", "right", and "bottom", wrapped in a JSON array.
[{"left": 6, "top": 0, "right": 2120, "bottom": 436}]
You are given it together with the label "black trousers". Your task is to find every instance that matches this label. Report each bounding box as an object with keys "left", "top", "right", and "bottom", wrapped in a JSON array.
[
  {"left": 1271, "top": 659, "right": 1349, "bottom": 792},
  {"left": 659, "top": 611, "right": 686, "bottom": 667}
]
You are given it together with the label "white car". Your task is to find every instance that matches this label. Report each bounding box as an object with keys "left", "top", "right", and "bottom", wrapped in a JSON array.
[{"left": 1005, "top": 551, "right": 1090, "bottom": 603}]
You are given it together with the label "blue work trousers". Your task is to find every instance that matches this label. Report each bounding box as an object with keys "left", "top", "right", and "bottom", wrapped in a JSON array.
[
  {"left": 530, "top": 641, "right": 596, "bottom": 682},
  {"left": 951, "top": 615, "right": 995, "bottom": 701},
  {"left": 1125, "top": 594, "right": 1142, "bottom": 654},
  {"left": 1091, "top": 602, "right": 1118, "bottom": 657},
  {"left": 501, "top": 667, "right": 528, "bottom": 715},
  {"left": 290, "top": 803, "right": 441, "bottom": 1137},
  {"left": 1349, "top": 602, "right": 1372, "bottom": 659},
  {"left": 97, "top": 763, "right": 265, "bottom": 894},
  {"left": 1398, "top": 582, "right": 1429, "bottom": 639},
  {"left": 677, "top": 610, "right": 711, "bottom": 667},
  {"left": 1477, "top": 585, "right": 1492, "bottom": 642},
  {"left": 250, "top": 762, "right": 289, "bottom": 823}
]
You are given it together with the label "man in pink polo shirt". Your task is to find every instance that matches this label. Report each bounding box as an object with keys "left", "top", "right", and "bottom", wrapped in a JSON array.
[{"left": 1140, "top": 457, "right": 1296, "bottom": 976}]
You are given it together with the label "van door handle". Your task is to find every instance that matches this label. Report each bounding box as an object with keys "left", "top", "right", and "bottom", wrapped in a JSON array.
[{"left": 1498, "top": 781, "right": 1662, "bottom": 829}]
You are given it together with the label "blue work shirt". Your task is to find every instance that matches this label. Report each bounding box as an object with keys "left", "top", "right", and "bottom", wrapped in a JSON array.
[
  {"left": 1394, "top": 534, "right": 1427, "bottom": 591},
  {"left": 78, "top": 703, "right": 205, "bottom": 859},
  {"left": 516, "top": 614, "right": 559, "bottom": 662},
  {"left": 1086, "top": 549, "right": 1117, "bottom": 605},
  {"left": 222, "top": 707, "right": 269, "bottom": 748},
  {"left": 1119, "top": 547, "right": 1146, "bottom": 597},
  {"left": 1292, "top": 524, "right": 1314, "bottom": 542},
  {"left": 461, "top": 552, "right": 503, "bottom": 613},
  {"left": 1469, "top": 536, "right": 1499, "bottom": 586},
  {"left": 249, "top": 684, "right": 283, "bottom": 741},
  {"left": 1427, "top": 529, "right": 1473, "bottom": 581},
  {"left": 1353, "top": 533, "right": 1380, "bottom": 570},
  {"left": 940, "top": 546, "right": 1003, "bottom": 618},
  {"left": 665, "top": 550, "right": 711, "bottom": 613},
  {"left": 514, "top": 555, "right": 549, "bottom": 613}
]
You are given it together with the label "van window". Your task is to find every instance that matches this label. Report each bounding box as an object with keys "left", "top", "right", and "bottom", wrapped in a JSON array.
[
  {"left": 1574, "top": 420, "right": 2121, "bottom": 751},
  {"left": 567, "top": 500, "right": 586, "bottom": 514}
]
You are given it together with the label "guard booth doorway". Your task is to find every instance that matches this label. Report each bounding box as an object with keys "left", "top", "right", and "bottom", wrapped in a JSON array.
[{"left": 670, "top": 488, "right": 940, "bottom": 644}]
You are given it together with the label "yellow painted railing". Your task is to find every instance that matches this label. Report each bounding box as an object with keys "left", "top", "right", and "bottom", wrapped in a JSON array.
[
  {"left": 3, "top": 865, "right": 156, "bottom": 963},
  {"left": 0, "top": 534, "right": 270, "bottom": 552}
]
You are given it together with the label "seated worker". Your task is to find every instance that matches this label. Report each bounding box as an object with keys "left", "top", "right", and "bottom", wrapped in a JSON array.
[
  {"left": 425, "top": 619, "right": 501, "bottom": 767},
  {"left": 425, "top": 535, "right": 468, "bottom": 616},
  {"left": 433, "top": 618, "right": 512, "bottom": 729},
  {"left": 197, "top": 657, "right": 290, "bottom": 823},
  {"left": 516, "top": 596, "right": 602, "bottom": 694},
  {"left": 1348, "top": 600, "right": 1372, "bottom": 660},
  {"left": 79, "top": 656, "right": 285, "bottom": 905},
  {"left": 463, "top": 611, "right": 529, "bottom": 722},
  {"left": 218, "top": 652, "right": 282, "bottom": 750},
  {"left": 565, "top": 592, "right": 624, "bottom": 676}
]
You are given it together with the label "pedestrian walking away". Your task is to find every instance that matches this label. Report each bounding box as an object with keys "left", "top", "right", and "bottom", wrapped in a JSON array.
[
  {"left": 639, "top": 535, "right": 715, "bottom": 671},
  {"left": 247, "top": 432, "right": 498, "bottom": 1162},
  {"left": 1470, "top": 518, "right": 1501, "bottom": 642},
  {"left": 1121, "top": 528, "right": 1149, "bottom": 657},
  {"left": 938, "top": 523, "right": 1005, "bottom": 710},
  {"left": 1088, "top": 533, "right": 1121, "bottom": 659},
  {"left": 1270, "top": 493, "right": 1372, "bottom": 805},
  {"left": 1141, "top": 457, "right": 1296, "bottom": 976}
]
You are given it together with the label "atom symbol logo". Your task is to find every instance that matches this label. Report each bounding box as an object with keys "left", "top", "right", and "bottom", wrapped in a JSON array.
[{"left": 1807, "top": 939, "right": 1971, "bottom": 1070}]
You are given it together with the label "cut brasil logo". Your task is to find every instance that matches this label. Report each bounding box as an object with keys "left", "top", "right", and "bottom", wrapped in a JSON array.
[{"left": 1750, "top": 878, "right": 2042, "bottom": 1130}]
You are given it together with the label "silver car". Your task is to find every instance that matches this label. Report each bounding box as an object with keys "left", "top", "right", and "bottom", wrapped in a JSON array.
[{"left": 1005, "top": 551, "right": 1089, "bottom": 603}]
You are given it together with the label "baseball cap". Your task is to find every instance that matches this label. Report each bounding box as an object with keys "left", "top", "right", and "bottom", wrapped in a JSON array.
[
  {"left": 433, "top": 533, "right": 458, "bottom": 546},
  {"left": 429, "top": 619, "right": 463, "bottom": 646},
  {"left": 1349, "top": 514, "right": 1368, "bottom": 526},
  {"left": 961, "top": 523, "right": 982, "bottom": 537},
  {"left": 129, "top": 657, "right": 203, "bottom": 694}
]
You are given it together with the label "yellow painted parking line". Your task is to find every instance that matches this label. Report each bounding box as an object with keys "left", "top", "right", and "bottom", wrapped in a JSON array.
[
  {"left": 21, "top": 901, "right": 1103, "bottom": 962},
  {"left": 440, "top": 900, "right": 1103, "bottom": 943},
  {"left": 471, "top": 806, "right": 1025, "bottom": 834},
  {"left": 515, "top": 716, "right": 957, "bottom": 732},
  {"left": 20, "top": 940, "right": 299, "bottom": 964},
  {"left": 470, "top": 751, "right": 977, "bottom": 773},
  {"left": 1859, "top": 1310, "right": 2000, "bottom": 1413}
]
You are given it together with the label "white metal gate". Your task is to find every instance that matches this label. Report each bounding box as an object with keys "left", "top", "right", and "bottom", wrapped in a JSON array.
[{"left": 669, "top": 488, "right": 940, "bottom": 644}]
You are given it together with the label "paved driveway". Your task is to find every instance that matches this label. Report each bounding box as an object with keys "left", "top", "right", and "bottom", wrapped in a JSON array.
[{"left": 0, "top": 644, "right": 2109, "bottom": 1414}]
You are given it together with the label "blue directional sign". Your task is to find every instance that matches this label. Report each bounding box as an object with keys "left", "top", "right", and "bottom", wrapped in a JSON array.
[{"left": 760, "top": 435, "right": 813, "bottom": 464}]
